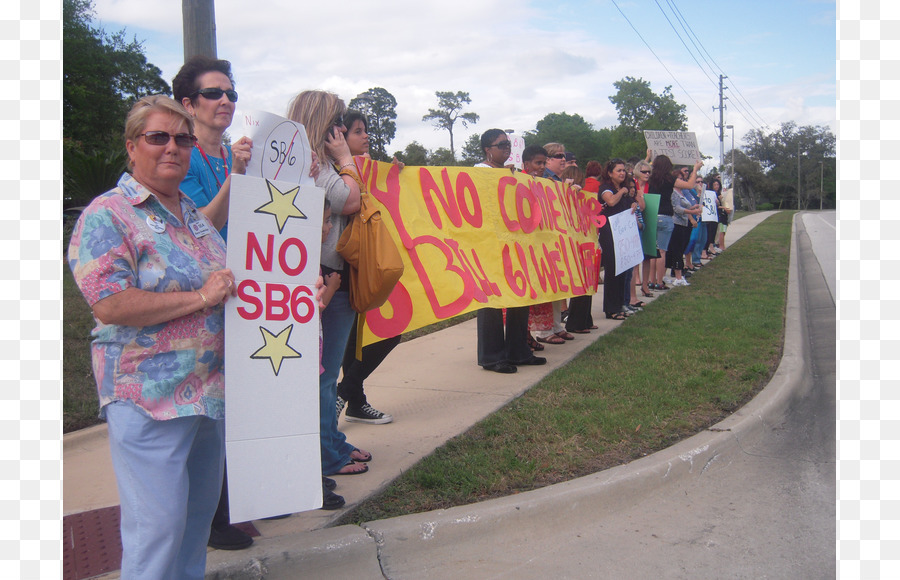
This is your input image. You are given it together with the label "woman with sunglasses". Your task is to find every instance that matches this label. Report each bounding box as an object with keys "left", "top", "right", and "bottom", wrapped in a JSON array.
[
  {"left": 172, "top": 56, "right": 254, "bottom": 243},
  {"left": 475, "top": 130, "right": 546, "bottom": 372},
  {"left": 68, "top": 95, "right": 237, "bottom": 578},
  {"left": 287, "top": 90, "right": 373, "bottom": 477}
]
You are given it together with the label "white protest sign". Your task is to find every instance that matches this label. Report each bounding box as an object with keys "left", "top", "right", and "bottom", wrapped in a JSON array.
[
  {"left": 609, "top": 210, "right": 644, "bottom": 276},
  {"left": 644, "top": 130, "right": 701, "bottom": 165},
  {"left": 240, "top": 109, "right": 315, "bottom": 186},
  {"left": 224, "top": 173, "right": 325, "bottom": 522},
  {"left": 504, "top": 133, "right": 525, "bottom": 170},
  {"left": 701, "top": 189, "right": 719, "bottom": 222}
]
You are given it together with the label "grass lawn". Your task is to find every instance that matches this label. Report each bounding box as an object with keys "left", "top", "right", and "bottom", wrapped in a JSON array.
[{"left": 336, "top": 210, "right": 794, "bottom": 524}]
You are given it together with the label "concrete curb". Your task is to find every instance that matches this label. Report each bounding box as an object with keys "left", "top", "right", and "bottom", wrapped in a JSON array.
[{"left": 204, "top": 214, "right": 807, "bottom": 579}]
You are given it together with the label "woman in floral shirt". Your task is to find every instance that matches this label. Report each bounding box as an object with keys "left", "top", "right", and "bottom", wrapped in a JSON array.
[{"left": 68, "top": 95, "right": 236, "bottom": 580}]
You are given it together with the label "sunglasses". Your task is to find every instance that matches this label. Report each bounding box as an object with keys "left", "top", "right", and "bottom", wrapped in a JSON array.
[
  {"left": 191, "top": 87, "right": 238, "bottom": 102},
  {"left": 137, "top": 131, "right": 197, "bottom": 148},
  {"left": 549, "top": 153, "right": 566, "bottom": 159},
  {"left": 333, "top": 115, "right": 344, "bottom": 127},
  {"left": 488, "top": 141, "right": 512, "bottom": 149},
  {"left": 640, "top": 170, "right": 650, "bottom": 174}
]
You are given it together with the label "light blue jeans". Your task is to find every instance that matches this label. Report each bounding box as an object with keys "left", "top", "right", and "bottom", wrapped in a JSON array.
[
  {"left": 319, "top": 290, "right": 357, "bottom": 475},
  {"left": 106, "top": 402, "right": 224, "bottom": 580}
]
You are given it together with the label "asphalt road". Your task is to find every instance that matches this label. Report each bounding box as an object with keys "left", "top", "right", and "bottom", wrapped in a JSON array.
[{"left": 445, "top": 212, "right": 838, "bottom": 580}]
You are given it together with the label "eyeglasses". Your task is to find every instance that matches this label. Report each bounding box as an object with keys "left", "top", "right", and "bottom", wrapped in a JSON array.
[
  {"left": 488, "top": 141, "right": 512, "bottom": 149},
  {"left": 550, "top": 153, "right": 566, "bottom": 159},
  {"left": 640, "top": 170, "right": 650, "bottom": 174},
  {"left": 137, "top": 131, "right": 197, "bottom": 148},
  {"left": 191, "top": 87, "right": 238, "bottom": 102}
]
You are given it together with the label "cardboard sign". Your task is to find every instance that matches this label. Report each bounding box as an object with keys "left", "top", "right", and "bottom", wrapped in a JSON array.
[
  {"left": 643, "top": 131, "right": 701, "bottom": 165},
  {"left": 240, "top": 109, "right": 315, "bottom": 186},
  {"left": 641, "top": 193, "right": 661, "bottom": 257},
  {"left": 504, "top": 133, "right": 525, "bottom": 170},
  {"left": 608, "top": 211, "right": 644, "bottom": 276},
  {"left": 224, "top": 173, "right": 325, "bottom": 521},
  {"left": 701, "top": 189, "right": 719, "bottom": 222},
  {"left": 354, "top": 158, "right": 602, "bottom": 346}
]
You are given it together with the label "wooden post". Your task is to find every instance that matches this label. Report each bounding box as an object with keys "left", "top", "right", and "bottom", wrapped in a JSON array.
[{"left": 183, "top": 0, "right": 217, "bottom": 60}]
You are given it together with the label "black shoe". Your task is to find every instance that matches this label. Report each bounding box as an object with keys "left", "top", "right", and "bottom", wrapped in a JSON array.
[
  {"left": 323, "top": 476, "right": 336, "bottom": 491},
  {"left": 514, "top": 356, "right": 547, "bottom": 366},
  {"left": 321, "top": 489, "right": 345, "bottom": 510},
  {"left": 483, "top": 362, "right": 517, "bottom": 374},
  {"left": 208, "top": 523, "right": 253, "bottom": 550}
]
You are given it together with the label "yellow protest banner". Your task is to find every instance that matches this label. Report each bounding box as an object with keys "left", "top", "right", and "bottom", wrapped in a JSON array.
[{"left": 355, "top": 158, "right": 603, "bottom": 344}]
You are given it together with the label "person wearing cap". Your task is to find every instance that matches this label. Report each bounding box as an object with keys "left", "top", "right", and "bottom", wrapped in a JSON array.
[{"left": 564, "top": 151, "right": 578, "bottom": 168}]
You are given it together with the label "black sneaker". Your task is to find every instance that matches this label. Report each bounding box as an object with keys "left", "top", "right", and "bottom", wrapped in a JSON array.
[
  {"left": 321, "top": 489, "right": 345, "bottom": 510},
  {"left": 208, "top": 523, "right": 253, "bottom": 550},
  {"left": 323, "top": 476, "right": 336, "bottom": 491},
  {"left": 345, "top": 403, "right": 394, "bottom": 424}
]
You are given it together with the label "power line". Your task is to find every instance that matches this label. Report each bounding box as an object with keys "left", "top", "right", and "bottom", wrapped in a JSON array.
[{"left": 609, "top": 0, "right": 716, "bottom": 126}]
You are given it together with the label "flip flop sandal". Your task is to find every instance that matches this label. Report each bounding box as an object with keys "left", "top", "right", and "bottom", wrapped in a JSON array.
[
  {"left": 526, "top": 334, "right": 545, "bottom": 351},
  {"left": 350, "top": 448, "right": 372, "bottom": 462},
  {"left": 334, "top": 461, "right": 369, "bottom": 475},
  {"left": 537, "top": 334, "right": 565, "bottom": 345},
  {"left": 555, "top": 331, "right": 575, "bottom": 340},
  {"left": 631, "top": 301, "right": 646, "bottom": 308},
  {"left": 605, "top": 312, "right": 627, "bottom": 320}
]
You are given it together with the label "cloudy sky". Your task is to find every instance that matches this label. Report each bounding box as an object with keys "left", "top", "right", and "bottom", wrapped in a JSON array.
[{"left": 91, "top": 0, "right": 836, "bottom": 169}]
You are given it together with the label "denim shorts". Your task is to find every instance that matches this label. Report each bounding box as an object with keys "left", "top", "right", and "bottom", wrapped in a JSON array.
[{"left": 657, "top": 215, "right": 674, "bottom": 251}]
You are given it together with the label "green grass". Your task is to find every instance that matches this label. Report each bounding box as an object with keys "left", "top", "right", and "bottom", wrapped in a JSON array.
[{"left": 336, "top": 211, "right": 794, "bottom": 524}]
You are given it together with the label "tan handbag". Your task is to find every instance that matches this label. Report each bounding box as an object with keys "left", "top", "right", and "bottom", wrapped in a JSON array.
[{"left": 336, "top": 191, "right": 404, "bottom": 313}]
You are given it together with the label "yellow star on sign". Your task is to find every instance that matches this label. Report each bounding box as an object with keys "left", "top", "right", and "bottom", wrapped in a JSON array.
[
  {"left": 250, "top": 324, "right": 302, "bottom": 376},
  {"left": 255, "top": 180, "right": 307, "bottom": 233}
]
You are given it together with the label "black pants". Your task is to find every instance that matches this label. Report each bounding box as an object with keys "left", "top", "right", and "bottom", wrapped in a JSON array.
[
  {"left": 566, "top": 295, "right": 594, "bottom": 331},
  {"left": 338, "top": 315, "right": 401, "bottom": 409},
  {"left": 476, "top": 306, "right": 531, "bottom": 366},
  {"left": 666, "top": 224, "right": 691, "bottom": 271}
]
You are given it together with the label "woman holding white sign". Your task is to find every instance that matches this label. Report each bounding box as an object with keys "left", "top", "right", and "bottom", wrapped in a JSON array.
[
  {"left": 597, "top": 158, "right": 635, "bottom": 321},
  {"left": 287, "top": 90, "right": 373, "bottom": 477},
  {"left": 68, "top": 95, "right": 237, "bottom": 578}
]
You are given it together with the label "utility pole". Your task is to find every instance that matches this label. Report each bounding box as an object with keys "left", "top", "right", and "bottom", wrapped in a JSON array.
[
  {"left": 797, "top": 141, "right": 802, "bottom": 210},
  {"left": 713, "top": 75, "right": 728, "bottom": 170},
  {"left": 819, "top": 160, "right": 824, "bottom": 210},
  {"left": 183, "top": 0, "right": 217, "bottom": 61}
]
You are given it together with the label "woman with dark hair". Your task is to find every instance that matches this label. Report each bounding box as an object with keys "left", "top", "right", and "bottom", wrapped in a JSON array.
[
  {"left": 648, "top": 155, "right": 702, "bottom": 290},
  {"left": 475, "top": 128, "right": 512, "bottom": 168},
  {"left": 287, "top": 90, "right": 373, "bottom": 477},
  {"left": 172, "top": 56, "right": 254, "bottom": 242},
  {"left": 597, "top": 158, "right": 635, "bottom": 320},
  {"left": 564, "top": 165, "right": 598, "bottom": 333},
  {"left": 703, "top": 177, "right": 723, "bottom": 258},
  {"left": 475, "top": 129, "right": 545, "bottom": 373},
  {"left": 668, "top": 168, "right": 703, "bottom": 286},
  {"left": 336, "top": 110, "right": 396, "bottom": 425}
]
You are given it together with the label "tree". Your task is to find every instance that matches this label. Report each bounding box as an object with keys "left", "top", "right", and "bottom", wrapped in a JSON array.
[
  {"left": 348, "top": 87, "right": 398, "bottom": 162},
  {"left": 523, "top": 112, "right": 608, "bottom": 165},
  {"left": 394, "top": 141, "right": 429, "bottom": 166},
  {"left": 459, "top": 133, "right": 484, "bottom": 166},
  {"left": 64, "top": 0, "right": 170, "bottom": 153},
  {"left": 422, "top": 91, "right": 479, "bottom": 161},
  {"left": 608, "top": 77, "right": 688, "bottom": 159},
  {"left": 739, "top": 122, "right": 836, "bottom": 209},
  {"left": 428, "top": 147, "right": 457, "bottom": 167}
]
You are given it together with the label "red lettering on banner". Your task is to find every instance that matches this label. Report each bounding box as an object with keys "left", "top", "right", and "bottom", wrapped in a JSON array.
[
  {"left": 498, "top": 176, "right": 520, "bottom": 232},
  {"left": 405, "top": 236, "right": 475, "bottom": 318},
  {"left": 515, "top": 182, "right": 542, "bottom": 234},
  {"left": 455, "top": 171, "right": 482, "bottom": 228},
  {"left": 502, "top": 244, "right": 527, "bottom": 298},
  {"left": 420, "top": 168, "right": 462, "bottom": 229},
  {"left": 266, "top": 284, "right": 291, "bottom": 321},
  {"left": 366, "top": 281, "right": 413, "bottom": 338},
  {"left": 515, "top": 242, "right": 537, "bottom": 299},
  {"left": 246, "top": 232, "right": 274, "bottom": 271}
]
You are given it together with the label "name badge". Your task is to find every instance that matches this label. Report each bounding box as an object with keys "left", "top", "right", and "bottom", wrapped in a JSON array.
[
  {"left": 146, "top": 214, "right": 167, "bottom": 234},
  {"left": 189, "top": 218, "right": 212, "bottom": 238}
]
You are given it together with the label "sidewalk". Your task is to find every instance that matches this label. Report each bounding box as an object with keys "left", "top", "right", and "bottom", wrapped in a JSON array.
[{"left": 63, "top": 212, "right": 780, "bottom": 579}]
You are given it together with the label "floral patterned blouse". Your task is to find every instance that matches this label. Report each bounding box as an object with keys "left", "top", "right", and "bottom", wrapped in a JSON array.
[{"left": 68, "top": 173, "right": 227, "bottom": 421}]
